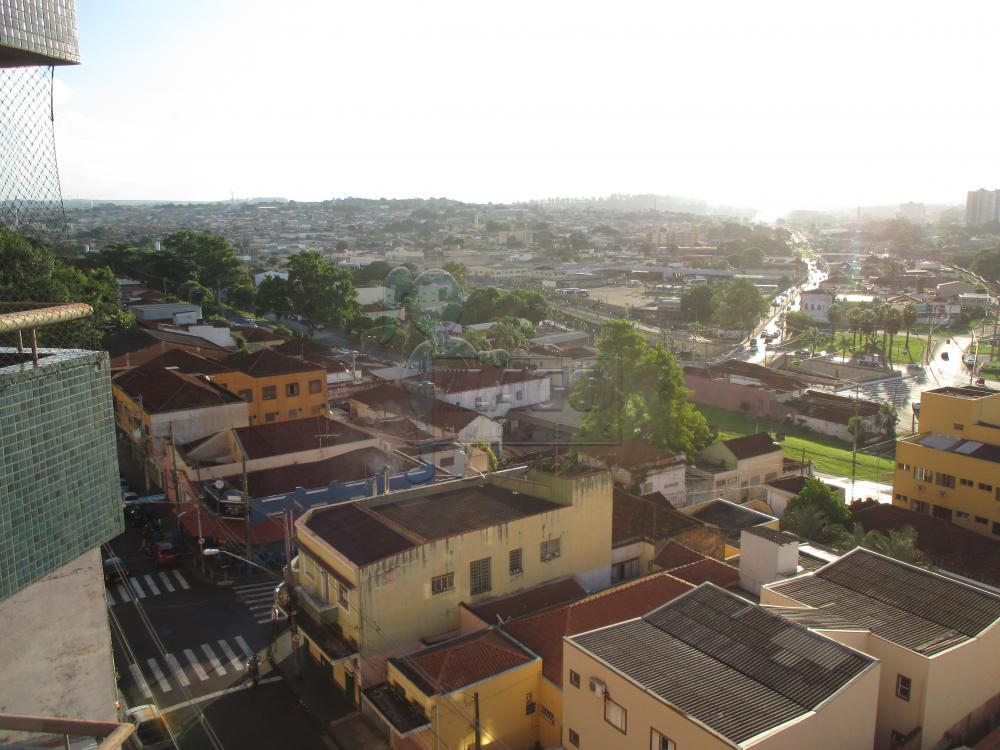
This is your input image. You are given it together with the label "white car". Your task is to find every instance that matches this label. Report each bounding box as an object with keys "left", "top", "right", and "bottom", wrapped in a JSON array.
[{"left": 126, "top": 704, "right": 175, "bottom": 750}]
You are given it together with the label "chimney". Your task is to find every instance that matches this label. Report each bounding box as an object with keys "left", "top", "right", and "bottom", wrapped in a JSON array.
[{"left": 738, "top": 526, "right": 800, "bottom": 596}]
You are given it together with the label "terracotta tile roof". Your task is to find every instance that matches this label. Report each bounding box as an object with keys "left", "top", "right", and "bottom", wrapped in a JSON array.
[
  {"left": 231, "top": 326, "right": 285, "bottom": 343},
  {"left": 666, "top": 558, "right": 739, "bottom": 588},
  {"left": 223, "top": 348, "right": 325, "bottom": 377},
  {"left": 690, "top": 499, "right": 776, "bottom": 530},
  {"left": 391, "top": 629, "right": 535, "bottom": 695},
  {"left": 305, "top": 502, "right": 417, "bottom": 566},
  {"left": 114, "top": 363, "right": 245, "bottom": 413},
  {"left": 141, "top": 348, "right": 233, "bottom": 374},
  {"left": 721, "top": 432, "right": 782, "bottom": 460},
  {"left": 351, "top": 383, "right": 486, "bottom": 431},
  {"left": 230, "top": 447, "right": 407, "bottom": 498},
  {"left": 579, "top": 441, "right": 684, "bottom": 471},
  {"left": 765, "top": 475, "right": 809, "bottom": 494},
  {"left": 104, "top": 328, "right": 228, "bottom": 359},
  {"left": 467, "top": 577, "right": 587, "bottom": 625},
  {"left": 612, "top": 488, "right": 698, "bottom": 546},
  {"left": 273, "top": 338, "right": 334, "bottom": 358},
  {"left": 784, "top": 390, "right": 880, "bottom": 425},
  {"left": 502, "top": 573, "right": 694, "bottom": 685},
  {"left": 423, "top": 365, "right": 544, "bottom": 394},
  {"left": 853, "top": 504, "right": 1000, "bottom": 588},
  {"left": 233, "top": 416, "right": 371, "bottom": 459},
  {"left": 652, "top": 541, "right": 706, "bottom": 570}
]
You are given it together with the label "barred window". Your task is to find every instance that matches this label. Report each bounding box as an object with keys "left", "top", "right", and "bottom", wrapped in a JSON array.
[
  {"left": 509, "top": 548, "right": 523, "bottom": 575},
  {"left": 540, "top": 537, "right": 561, "bottom": 562},
  {"left": 470, "top": 558, "right": 491, "bottom": 596},
  {"left": 431, "top": 573, "right": 454, "bottom": 595}
]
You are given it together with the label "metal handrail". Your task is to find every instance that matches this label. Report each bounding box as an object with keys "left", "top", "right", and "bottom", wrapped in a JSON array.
[{"left": 0, "top": 302, "right": 93, "bottom": 332}]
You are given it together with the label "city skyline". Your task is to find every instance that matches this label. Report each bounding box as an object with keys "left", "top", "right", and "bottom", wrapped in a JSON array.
[{"left": 55, "top": 0, "right": 1000, "bottom": 216}]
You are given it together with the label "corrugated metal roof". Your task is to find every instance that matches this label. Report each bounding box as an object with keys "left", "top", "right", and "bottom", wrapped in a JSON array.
[{"left": 570, "top": 585, "right": 873, "bottom": 744}]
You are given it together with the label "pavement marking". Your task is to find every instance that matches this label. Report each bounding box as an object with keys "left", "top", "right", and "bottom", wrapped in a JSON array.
[
  {"left": 201, "top": 643, "right": 226, "bottom": 677},
  {"left": 217, "top": 640, "right": 242, "bottom": 671},
  {"left": 234, "top": 636, "right": 254, "bottom": 659},
  {"left": 158, "top": 572, "right": 175, "bottom": 593},
  {"left": 164, "top": 653, "right": 191, "bottom": 687},
  {"left": 248, "top": 602, "right": 274, "bottom": 612},
  {"left": 241, "top": 592, "right": 275, "bottom": 603},
  {"left": 146, "top": 658, "right": 171, "bottom": 693},
  {"left": 159, "top": 676, "right": 282, "bottom": 714},
  {"left": 183, "top": 649, "right": 210, "bottom": 682},
  {"left": 129, "top": 663, "right": 153, "bottom": 699},
  {"left": 129, "top": 577, "right": 146, "bottom": 599},
  {"left": 172, "top": 570, "right": 190, "bottom": 590},
  {"left": 116, "top": 583, "right": 131, "bottom": 602},
  {"left": 234, "top": 581, "right": 276, "bottom": 592},
  {"left": 143, "top": 574, "right": 161, "bottom": 596}
]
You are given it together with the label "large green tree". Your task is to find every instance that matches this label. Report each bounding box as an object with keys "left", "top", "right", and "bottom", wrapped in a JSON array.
[
  {"left": 782, "top": 477, "right": 851, "bottom": 540},
  {"left": 714, "top": 277, "right": 769, "bottom": 331},
  {"left": 285, "top": 251, "right": 360, "bottom": 334},
  {"left": 680, "top": 285, "right": 714, "bottom": 323},
  {"left": 574, "top": 320, "right": 712, "bottom": 456},
  {"left": 162, "top": 230, "right": 248, "bottom": 298}
]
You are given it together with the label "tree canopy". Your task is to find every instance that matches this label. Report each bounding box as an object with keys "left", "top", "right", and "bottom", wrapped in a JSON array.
[
  {"left": 285, "top": 251, "right": 361, "bottom": 334},
  {"left": 459, "top": 287, "right": 549, "bottom": 325},
  {"left": 680, "top": 285, "right": 714, "bottom": 323},
  {"left": 714, "top": 277, "right": 769, "bottom": 330},
  {"left": 574, "top": 320, "right": 712, "bottom": 456},
  {"left": 781, "top": 478, "right": 850, "bottom": 541}
]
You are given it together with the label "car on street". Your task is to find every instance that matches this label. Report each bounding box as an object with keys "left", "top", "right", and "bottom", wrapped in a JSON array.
[
  {"left": 152, "top": 541, "right": 179, "bottom": 566},
  {"left": 103, "top": 557, "right": 129, "bottom": 584},
  {"left": 122, "top": 490, "right": 139, "bottom": 504},
  {"left": 125, "top": 704, "right": 175, "bottom": 749},
  {"left": 941, "top": 351, "right": 950, "bottom": 361}
]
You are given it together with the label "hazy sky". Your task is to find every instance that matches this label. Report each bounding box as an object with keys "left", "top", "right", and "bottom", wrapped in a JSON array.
[{"left": 56, "top": 0, "right": 1000, "bottom": 215}]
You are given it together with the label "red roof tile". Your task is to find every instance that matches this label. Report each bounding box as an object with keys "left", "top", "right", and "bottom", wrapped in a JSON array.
[
  {"left": 613, "top": 488, "right": 698, "bottom": 546},
  {"left": 503, "top": 573, "right": 694, "bottom": 685},
  {"left": 392, "top": 630, "right": 535, "bottom": 694},
  {"left": 233, "top": 416, "right": 370, "bottom": 459},
  {"left": 652, "top": 541, "right": 706, "bottom": 570},
  {"left": 468, "top": 578, "right": 587, "bottom": 625},
  {"left": 423, "top": 365, "right": 544, "bottom": 394},
  {"left": 114, "top": 363, "right": 245, "bottom": 413},
  {"left": 721, "top": 432, "right": 782, "bottom": 460},
  {"left": 223, "top": 348, "right": 325, "bottom": 377},
  {"left": 229, "top": 447, "right": 408, "bottom": 498},
  {"left": 141, "top": 348, "right": 233, "bottom": 374},
  {"left": 351, "top": 383, "right": 487, "bottom": 431},
  {"left": 579, "top": 441, "right": 684, "bottom": 471},
  {"left": 665, "top": 558, "right": 739, "bottom": 587}
]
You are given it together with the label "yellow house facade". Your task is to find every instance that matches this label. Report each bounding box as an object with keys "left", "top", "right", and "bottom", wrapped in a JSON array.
[
  {"left": 292, "top": 469, "right": 615, "bottom": 695},
  {"left": 211, "top": 349, "right": 327, "bottom": 425},
  {"left": 892, "top": 386, "right": 1000, "bottom": 539}
]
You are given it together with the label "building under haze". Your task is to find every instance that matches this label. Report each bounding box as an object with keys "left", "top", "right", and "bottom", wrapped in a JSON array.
[{"left": 966, "top": 188, "right": 1000, "bottom": 226}]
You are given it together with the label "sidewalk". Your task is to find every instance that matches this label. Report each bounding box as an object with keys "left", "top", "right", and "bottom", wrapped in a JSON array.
[{"left": 269, "top": 629, "right": 355, "bottom": 736}]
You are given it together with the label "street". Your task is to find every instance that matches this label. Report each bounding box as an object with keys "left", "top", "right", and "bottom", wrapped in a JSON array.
[{"left": 106, "top": 518, "right": 329, "bottom": 750}]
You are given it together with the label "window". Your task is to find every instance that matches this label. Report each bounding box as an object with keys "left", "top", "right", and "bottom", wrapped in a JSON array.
[
  {"left": 935, "top": 473, "right": 956, "bottom": 489},
  {"left": 568, "top": 729, "right": 580, "bottom": 748},
  {"left": 914, "top": 467, "right": 932, "bottom": 482},
  {"left": 440, "top": 455, "right": 454, "bottom": 468},
  {"left": 897, "top": 462, "right": 909, "bottom": 471},
  {"left": 308, "top": 379, "right": 323, "bottom": 393},
  {"left": 238, "top": 389, "right": 253, "bottom": 402},
  {"left": 525, "top": 692, "right": 535, "bottom": 715},
  {"left": 651, "top": 729, "right": 676, "bottom": 750},
  {"left": 979, "top": 483, "right": 993, "bottom": 492},
  {"left": 604, "top": 698, "right": 627, "bottom": 733},
  {"left": 933, "top": 505, "right": 953, "bottom": 521},
  {"left": 911, "top": 500, "right": 928, "bottom": 513},
  {"left": 470, "top": 557, "right": 491, "bottom": 596},
  {"left": 288, "top": 409, "right": 300, "bottom": 418},
  {"left": 337, "top": 582, "right": 350, "bottom": 610},
  {"left": 286, "top": 382, "right": 300, "bottom": 397},
  {"left": 569, "top": 670, "right": 581, "bottom": 688},
  {"left": 996, "top": 487, "right": 1000, "bottom": 502},
  {"left": 541, "top": 706, "right": 555, "bottom": 724},
  {"left": 540, "top": 537, "right": 561, "bottom": 562},
  {"left": 611, "top": 558, "right": 640, "bottom": 583},
  {"left": 264, "top": 411, "right": 278, "bottom": 422},
  {"left": 431, "top": 573, "right": 454, "bottom": 595},
  {"left": 509, "top": 548, "right": 523, "bottom": 576},
  {"left": 953, "top": 423, "right": 964, "bottom": 431},
  {"left": 896, "top": 674, "right": 912, "bottom": 701},
  {"left": 262, "top": 385, "right": 277, "bottom": 400},
  {"left": 975, "top": 516, "right": 988, "bottom": 525},
  {"left": 960, "top": 478, "right": 974, "bottom": 487},
  {"left": 894, "top": 493, "right": 908, "bottom": 502},
  {"left": 957, "top": 511, "right": 971, "bottom": 520},
  {"left": 993, "top": 522, "right": 1000, "bottom": 537}
]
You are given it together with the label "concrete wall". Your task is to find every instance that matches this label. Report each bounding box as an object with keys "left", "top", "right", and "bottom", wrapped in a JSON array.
[
  {"left": 738, "top": 531, "right": 799, "bottom": 595},
  {"left": 684, "top": 371, "right": 784, "bottom": 418},
  {"left": 436, "top": 377, "right": 550, "bottom": 419}
]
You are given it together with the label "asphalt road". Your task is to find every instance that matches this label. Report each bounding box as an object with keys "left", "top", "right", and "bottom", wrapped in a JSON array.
[{"left": 106, "top": 522, "right": 328, "bottom": 750}]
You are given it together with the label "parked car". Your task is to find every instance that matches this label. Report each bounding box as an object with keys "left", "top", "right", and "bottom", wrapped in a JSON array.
[
  {"left": 152, "top": 542, "right": 179, "bottom": 566},
  {"left": 103, "top": 557, "right": 129, "bottom": 584},
  {"left": 122, "top": 490, "right": 139, "bottom": 505},
  {"left": 125, "top": 704, "right": 175, "bottom": 750}
]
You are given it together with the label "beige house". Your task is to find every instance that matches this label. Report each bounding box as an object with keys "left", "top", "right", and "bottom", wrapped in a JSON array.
[
  {"left": 578, "top": 442, "right": 686, "bottom": 504},
  {"left": 562, "top": 584, "right": 880, "bottom": 750},
  {"left": 697, "top": 433, "right": 785, "bottom": 501},
  {"left": 292, "top": 469, "right": 615, "bottom": 697},
  {"left": 762, "top": 548, "right": 1000, "bottom": 750}
]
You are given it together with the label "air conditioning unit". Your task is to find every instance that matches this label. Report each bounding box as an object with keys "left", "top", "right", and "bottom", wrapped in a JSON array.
[{"left": 589, "top": 677, "right": 606, "bottom": 697}]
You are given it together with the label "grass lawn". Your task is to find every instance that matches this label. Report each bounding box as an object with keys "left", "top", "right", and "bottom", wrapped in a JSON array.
[
  {"left": 980, "top": 360, "right": 1000, "bottom": 382},
  {"left": 820, "top": 332, "right": 929, "bottom": 365},
  {"left": 696, "top": 405, "right": 896, "bottom": 484}
]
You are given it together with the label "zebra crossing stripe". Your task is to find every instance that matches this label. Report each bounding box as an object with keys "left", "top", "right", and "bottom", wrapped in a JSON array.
[
  {"left": 146, "top": 658, "right": 171, "bottom": 693},
  {"left": 201, "top": 643, "right": 226, "bottom": 677},
  {"left": 234, "top": 636, "right": 254, "bottom": 659},
  {"left": 172, "top": 570, "right": 190, "bottom": 590},
  {"left": 144, "top": 574, "right": 161, "bottom": 596},
  {"left": 158, "top": 572, "right": 175, "bottom": 593},
  {"left": 116, "top": 583, "right": 131, "bottom": 602},
  {"left": 217, "top": 640, "right": 242, "bottom": 671},
  {"left": 248, "top": 602, "right": 273, "bottom": 612},
  {"left": 183, "top": 649, "right": 210, "bottom": 682},
  {"left": 164, "top": 653, "right": 191, "bottom": 687},
  {"left": 241, "top": 592, "right": 275, "bottom": 603},
  {"left": 129, "top": 577, "right": 146, "bottom": 599},
  {"left": 129, "top": 663, "right": 153, "bottom": 699},
  {"left": 234, "top": 582, "right": 275, "bottom": 593}
]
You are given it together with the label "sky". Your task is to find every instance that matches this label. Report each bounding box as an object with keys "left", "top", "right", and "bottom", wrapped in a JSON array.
[{"left": 54, "top": 0, "right": 1000, "bottom": 216}]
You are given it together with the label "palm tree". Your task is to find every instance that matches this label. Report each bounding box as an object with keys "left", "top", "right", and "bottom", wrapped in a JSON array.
[
  {"left": 833, "top": 522, "right": 881, "bottom": 552},
  {"left": 877, "top": 401, "right": 898, "bottom": 437},
  {"left": 827, "top": 301, "right": 845, "bottom": 342},
  {"left": 847, "top": 306, "right": 863, "bottom": 349},
  {"left": 783, "top": 503, "right": 836, "bottom": 543},
  {"left": 804, "top": 326, "right": 822, "bottom": 355},
  {"left": 902, "top": 303, "right": 917, "bottom": 353},
  {"left": 848, "top": 415, "right": 868, "bottom": 447},
  {"left": 875, "top": 526, "right": 930, "bottom": 567},
  {"left": 884, "top": 308, "right": 902, "bottom": 364}
]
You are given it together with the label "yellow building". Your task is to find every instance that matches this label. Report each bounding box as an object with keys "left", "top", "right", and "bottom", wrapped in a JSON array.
[
  {"left": 762, "top": 548, "right": 1000, "bottom": 750},
  {"left": 291, "top": 469, "right": 615, "bottom": 697},
  {"left": 562, "top": 583, "right": 880, "bottom": 750},
  {"left": 211, "top": 349, "right": 328, "bottom": 425},
  {"left": 892, "top": 385, "right": 1000, "bottom": 538}
]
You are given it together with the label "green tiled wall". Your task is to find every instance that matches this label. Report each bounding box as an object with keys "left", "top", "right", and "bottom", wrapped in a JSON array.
[{"left": 0, "top": 348, "right": 123, "bottom": 601}]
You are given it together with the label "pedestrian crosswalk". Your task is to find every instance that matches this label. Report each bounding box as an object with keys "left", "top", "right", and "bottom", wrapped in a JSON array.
[
  {"left": 106, "top": 570, "right": 191, "bottom": 606},
  {"left": 233, "top": 581, "right": 287, "bottom": 625},
  {"left": 125, "top": 637, "right": 257, "bottom": 695}
]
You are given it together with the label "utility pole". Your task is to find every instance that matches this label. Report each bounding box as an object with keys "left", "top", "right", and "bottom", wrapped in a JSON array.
[
  {"left": 473, "top": 692, "right": 482, "bottom": 750},
  {"left": 283, "top": 508, "right": 301, "bottom": 677},
  {"left": 242, "top": 456, "right": 252, "bottom": 567}
]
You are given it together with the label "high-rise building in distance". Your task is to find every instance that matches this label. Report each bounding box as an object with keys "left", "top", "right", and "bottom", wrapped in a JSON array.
[{"left": 966, "top": 188, "right": 1000, "bottom": 226}]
